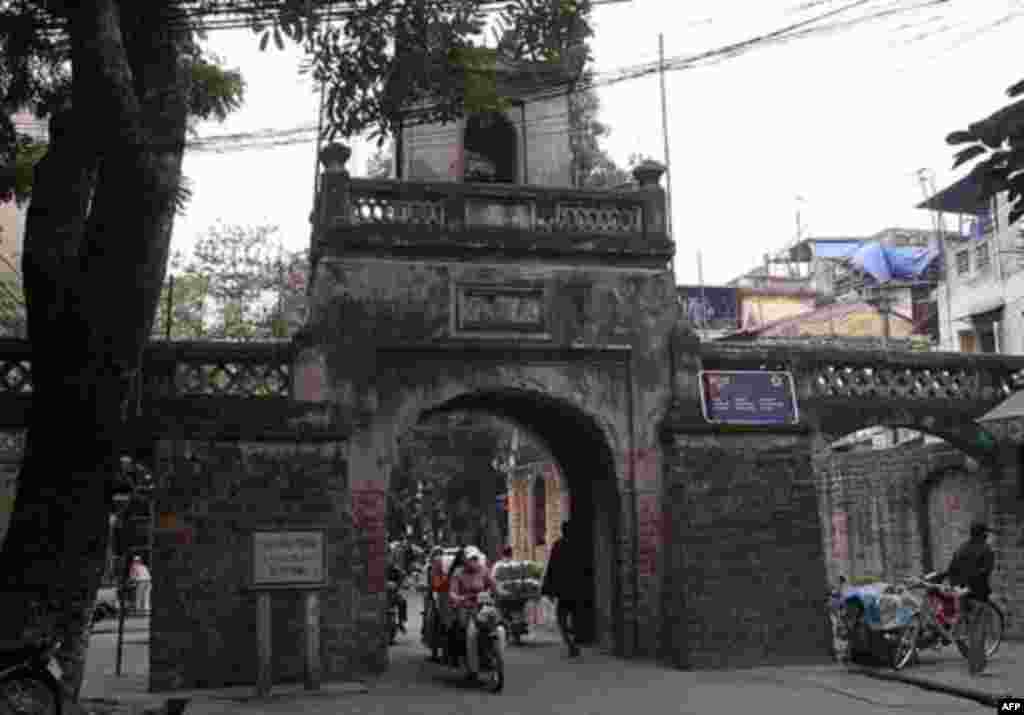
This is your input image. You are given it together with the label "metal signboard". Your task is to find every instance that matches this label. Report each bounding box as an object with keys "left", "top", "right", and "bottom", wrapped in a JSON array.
[
  {"left": 699, "top": 370, "right": 799, "bottom": 426},
  {"left": 251, "top": 529, "right": 327, "bottom": 590}
]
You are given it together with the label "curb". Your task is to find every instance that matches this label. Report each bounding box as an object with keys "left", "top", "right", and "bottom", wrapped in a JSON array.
[{"left": 849, "top": 665, "right": 1013, "bottom": 707}]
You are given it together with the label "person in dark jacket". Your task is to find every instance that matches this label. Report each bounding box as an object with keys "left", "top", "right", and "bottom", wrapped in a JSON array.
[
  {"left": 541, "top": 521, "right": 582, "bottom": 657},
  {"left": 940, "top": 521, "right": 996, "bottom": 601},
  {"left": 939, "top": 520, "right": 996, "bottom": 675}
]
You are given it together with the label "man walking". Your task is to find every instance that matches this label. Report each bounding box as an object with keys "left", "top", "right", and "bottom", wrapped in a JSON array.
[
  {"left": 940, "top": 520, "right": 996, "bottom": 674},
  {"left": 542, "top": 521, "right": 582, "bottom": 658}
]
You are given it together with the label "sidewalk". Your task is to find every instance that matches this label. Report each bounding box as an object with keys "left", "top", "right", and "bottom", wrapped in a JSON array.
[{"left": 851, "top": 639, "right": 1023, "bottom": 707}]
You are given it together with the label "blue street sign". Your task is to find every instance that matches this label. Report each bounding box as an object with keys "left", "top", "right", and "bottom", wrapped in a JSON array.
[{"left": 699, "top": 370, "right": 799, "bottom": 425}]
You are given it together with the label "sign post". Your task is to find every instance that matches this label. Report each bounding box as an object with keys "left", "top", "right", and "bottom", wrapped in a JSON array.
[
  {"left": 250, "top": 529, "right": 328, "bottom": 697},
  {"left": 699, "top": 370, "right": 799, "bottom": 425}
]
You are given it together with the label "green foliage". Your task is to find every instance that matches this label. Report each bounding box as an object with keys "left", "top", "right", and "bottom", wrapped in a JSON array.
[
  {"left": 297, "top": 0, "right": 593, "bottom": 142},
  {"left": 946, "top": 79, "right": 1024, "bottom": 224},
  {"left": 152, "top": 223, "right": 307, "bottom": 341},
  {"left": 525, "top": 561, "right": 544, "bottom": 579}
]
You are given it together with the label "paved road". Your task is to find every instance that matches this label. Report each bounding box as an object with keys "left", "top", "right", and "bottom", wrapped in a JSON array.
[{"left": 82, "top": 594, "right": 989, "bottom": 714}]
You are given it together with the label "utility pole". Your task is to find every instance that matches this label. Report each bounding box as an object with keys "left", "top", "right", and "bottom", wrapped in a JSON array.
[{"left": 659, "top": 33, "right": 673, "bottom": 239}]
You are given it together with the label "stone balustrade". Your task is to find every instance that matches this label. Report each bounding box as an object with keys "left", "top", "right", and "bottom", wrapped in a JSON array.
[
  {"left": 698, "top": 342, "right": 1024, "bottom": 406},
  {"left": 311, "top": 143, "right": 672, "bottom": 266}
]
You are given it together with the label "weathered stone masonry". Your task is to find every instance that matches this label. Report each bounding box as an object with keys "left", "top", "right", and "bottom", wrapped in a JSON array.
[
  {"left": 815, "top": 442, "right": 1023, "bottom": 639},
  {"left": 660, "top": 427, "right": 830, "bottom": 669}
]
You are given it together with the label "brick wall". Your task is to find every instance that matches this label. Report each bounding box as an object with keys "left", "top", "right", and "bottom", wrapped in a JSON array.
[
  {"left": 814, "top": 442, "right": 1023, "bottom": 639},
  {"left": 661, "top": 430, "right": 830, "bottom": 669},
  {"left": 150, "top": 438, "right": 383, "bottom": 691}
]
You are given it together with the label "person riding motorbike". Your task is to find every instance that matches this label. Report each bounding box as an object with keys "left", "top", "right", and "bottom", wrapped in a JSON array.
[
  {"left": 387, "top": 562, "right": 408, "bottom": 635},
  {"left": 448, "top": 545, "right": 497, "bottom": 681}
]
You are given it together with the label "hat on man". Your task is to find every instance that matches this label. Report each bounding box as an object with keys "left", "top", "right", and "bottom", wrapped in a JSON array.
[{"left": 464, "top": 546, "right": 484, "bottom": 561}]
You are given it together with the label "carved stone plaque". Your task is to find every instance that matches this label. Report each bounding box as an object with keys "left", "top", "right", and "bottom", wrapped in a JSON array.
[{"left": 456, "top": 284, "right": 546, "bottom": 334}]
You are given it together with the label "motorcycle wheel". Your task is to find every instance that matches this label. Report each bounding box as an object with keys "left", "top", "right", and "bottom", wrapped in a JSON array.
[
  {"left": 485, "top": 638, "right": 504, "bottom": 694},
  {"left": 0, "top": 671, "right": 62, "bottom": 715},
  {"left": 889, "top": 616, "right": 921, "bottom": 671}
]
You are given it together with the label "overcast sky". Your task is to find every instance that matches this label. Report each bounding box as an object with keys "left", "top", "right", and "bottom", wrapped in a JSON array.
[{"left": 173, "top": 0, "right": 1024, "bottom": 285}]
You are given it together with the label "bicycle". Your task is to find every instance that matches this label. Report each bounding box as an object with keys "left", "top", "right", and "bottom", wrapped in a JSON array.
[{"left": 903, "top": 574, "right": 1005, "bottom": 661}]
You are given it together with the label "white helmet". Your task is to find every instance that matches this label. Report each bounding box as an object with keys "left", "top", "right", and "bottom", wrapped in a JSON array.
[{"left": 463, "top": 546, "right": 485, "bottom": 563}]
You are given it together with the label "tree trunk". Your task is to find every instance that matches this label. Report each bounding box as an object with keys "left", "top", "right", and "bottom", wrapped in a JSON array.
[{"left": 0, "top": 1, "right": 191, "bottom": 701}]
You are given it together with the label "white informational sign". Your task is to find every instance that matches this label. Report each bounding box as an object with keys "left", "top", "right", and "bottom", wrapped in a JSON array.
[{"left": 251, "top": 530, "right": 327, "bottom": 589}]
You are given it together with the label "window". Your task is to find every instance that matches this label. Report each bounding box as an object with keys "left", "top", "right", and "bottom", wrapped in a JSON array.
[
  {"left": 956, "top": 250, "right": 970, "bottom": 276},
  {"left": 959, "top": 331, "right": 977, "bottom": 353},
  {"left": 975, "top": 242, "right": 991, "bottom": 272}
]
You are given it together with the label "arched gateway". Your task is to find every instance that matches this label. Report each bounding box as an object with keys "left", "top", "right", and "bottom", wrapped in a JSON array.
[{"left": 112, "top": 144, "right": 1024, "bottom": 691}]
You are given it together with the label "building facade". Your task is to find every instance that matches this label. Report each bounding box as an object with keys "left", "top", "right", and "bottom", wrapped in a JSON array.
[{"left": 922, "top": 174, "right": 1023, "bottom": 355}]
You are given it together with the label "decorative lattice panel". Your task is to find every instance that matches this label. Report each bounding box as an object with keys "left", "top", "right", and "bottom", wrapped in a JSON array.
[
  {"left": 174, "top": 361, "right": 291, "bottom": 398},
  {"left": 0, "top": 360, "right": 32, "bottom": 393},
  {"left": 350, "top": 195, "right": 445, "bottom": 226},
  {"left": 555, "top": 203, "right": 642, "bottom": 233},
  {"left": 810, "top": 364, "right": 986, "bottom": 401}
]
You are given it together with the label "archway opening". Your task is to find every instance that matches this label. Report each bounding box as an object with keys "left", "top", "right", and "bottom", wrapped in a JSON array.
[
  {"left": 393, "top": 388, "right": 621, "bottom": 651},
  {"left": 817, "top": 423, "right": 1000, "bottom": 591},
  {"left": 462, "top": 112, "right": 518, "bottom": 184}
]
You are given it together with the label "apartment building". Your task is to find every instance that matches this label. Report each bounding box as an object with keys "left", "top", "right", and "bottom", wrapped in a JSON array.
[{"left": 920, "top": 173, "right": 1023, "bottom": 355}]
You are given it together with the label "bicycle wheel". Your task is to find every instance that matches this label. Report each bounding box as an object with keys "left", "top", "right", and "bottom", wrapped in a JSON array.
[
  {"left": 955, "top": 600, "right": 1004, "bottom": 660},
  {"left": 0, "top": 672, "right": 61, "bottom": 715},
  {"left": 889, "top": 616, "right": 921, "bottom": 671}
]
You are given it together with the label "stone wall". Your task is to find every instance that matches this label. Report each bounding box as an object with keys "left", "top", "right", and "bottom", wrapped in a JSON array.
[
  {"left": 149, "top": 438, "right": 384, "bottom": 691},
  {"left": 815, "top": 441, "right": 1023, "bottom": 638},
  {"left": 660, "top": 430, "right": 830, "bottom": 669}
]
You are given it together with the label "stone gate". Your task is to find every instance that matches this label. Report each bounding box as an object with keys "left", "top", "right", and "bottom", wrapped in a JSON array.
[{"left": 1, "top": 143, "right": 1024, "bottom": 689}]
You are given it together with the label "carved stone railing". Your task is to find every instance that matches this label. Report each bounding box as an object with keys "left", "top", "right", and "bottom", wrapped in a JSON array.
[
  {"left": 312, "top": 142, "right": 671, "bottom": 265},
  {"left": 0, "top": 339, "right": 32, "bottom": 395},
  {"left": 0, "top": 339, "right": 295, "bottom": 401},
  {"left": 143, "top": 341, "right": 295, "bottom": 399},
  {"left": 699, "top": 342, "right": 1024, "bottom": 408}
]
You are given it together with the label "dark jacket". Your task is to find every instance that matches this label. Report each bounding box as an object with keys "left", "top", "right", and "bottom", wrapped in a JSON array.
[
  {"left": 945, "top": 540, "right": 995, "bottom": 600},
  {"left": 541, "top": 538, "right": 584, "bottom": 601}
]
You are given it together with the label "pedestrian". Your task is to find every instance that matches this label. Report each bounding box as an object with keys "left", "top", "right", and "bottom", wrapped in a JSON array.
[
  {"left": 939, "top": 520, "right": 996, "bottom": 675},
  {"left": 129, "top": 555, "right": 152, "bottom": 615},
  {"left": 541, "top": 521, "right": 582, "bottom": 658}
]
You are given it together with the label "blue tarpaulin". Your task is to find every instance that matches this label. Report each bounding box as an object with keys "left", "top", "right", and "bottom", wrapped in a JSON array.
[
  {"left": 811, "top": 240, "right": 862, "bottom": 259},
  {"left": 849, "top": 242, "right": 940, "bottom": 283}
]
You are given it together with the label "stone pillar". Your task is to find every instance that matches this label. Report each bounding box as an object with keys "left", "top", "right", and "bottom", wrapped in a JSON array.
[
  {"left": 150, "top": 438, "right": 354, "bottom": 691},
  {"left": 660, "top": 427, "right": 830, "bottom": 669},
  {"left": 631, "top": 160, "right": 667, "bottom": 239}
]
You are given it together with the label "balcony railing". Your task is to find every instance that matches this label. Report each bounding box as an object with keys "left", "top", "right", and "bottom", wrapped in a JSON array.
[{"left": 311, "top": 142, "right": 672, "bottom": 264}]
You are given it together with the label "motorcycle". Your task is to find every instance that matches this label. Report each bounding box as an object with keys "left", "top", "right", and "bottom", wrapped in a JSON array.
[
  {"left": 829, "top": 579, "right": 921, "bottom": 670},
  {"left": 0, "top": 638, "right": 63, "bottom": 715},
  {"left": 387, "top": 576, "right": 407, "bottom": 645},
  {"left": 466, "top": 593, "right": 506, "bottom": 693},
  {"left": 492, "top": 560, "right": 541, "bottom": 646}
]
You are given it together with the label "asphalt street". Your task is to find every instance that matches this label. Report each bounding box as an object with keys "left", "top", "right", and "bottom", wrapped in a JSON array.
[{"left": 82, "top": 593, "right": 990, "bottom": 714}]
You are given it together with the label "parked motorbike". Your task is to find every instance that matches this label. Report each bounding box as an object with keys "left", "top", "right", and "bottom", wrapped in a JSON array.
[{"left": 0, "top": 638, "right": 63, "bottom": 715}]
